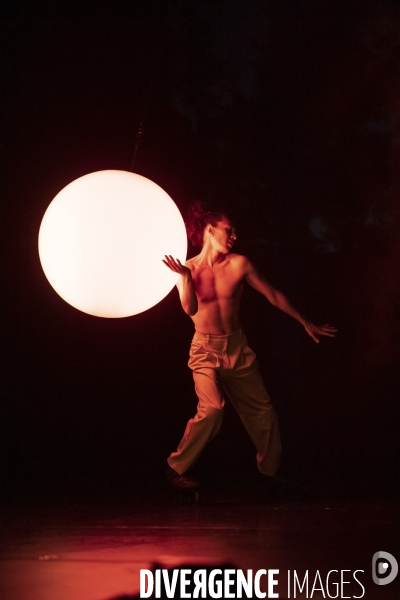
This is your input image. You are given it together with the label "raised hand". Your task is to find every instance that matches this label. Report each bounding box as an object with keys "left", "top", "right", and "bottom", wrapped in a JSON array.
[
  {"left": 303, "top": 322, "right": 337, "bottom": 344},
  {"left": 162, "top": 255, "right": 191, "bottom": 278},
  {"left": 162, "top": 256, "right": 197, "bottom": 315}
]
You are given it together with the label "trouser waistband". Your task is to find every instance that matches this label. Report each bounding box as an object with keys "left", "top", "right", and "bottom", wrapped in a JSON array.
[{"left": 193, "top": 329, "right": 243, "bottom": 343}]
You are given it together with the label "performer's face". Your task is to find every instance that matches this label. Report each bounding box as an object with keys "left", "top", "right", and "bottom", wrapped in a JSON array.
[{"left": 209, "top": 217, "right": 237, "bottom": 253}]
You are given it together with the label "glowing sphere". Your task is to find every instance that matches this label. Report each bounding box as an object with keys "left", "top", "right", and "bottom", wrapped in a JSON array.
[{"left": 38, "top": 170, "right": 187, "bottom": 317}]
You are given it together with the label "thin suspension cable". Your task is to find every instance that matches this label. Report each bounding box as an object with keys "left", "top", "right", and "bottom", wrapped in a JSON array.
[{"left": 130, "top": 3, "right": 170, "bottom": 172}]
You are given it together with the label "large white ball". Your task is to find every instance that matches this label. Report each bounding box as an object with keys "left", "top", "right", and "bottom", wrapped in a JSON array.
[{"left": 38, "top": 170, "right": 187, "bottom": 318}]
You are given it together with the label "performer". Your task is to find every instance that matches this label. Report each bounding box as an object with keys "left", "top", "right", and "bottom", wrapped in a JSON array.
[{"left": 163, "top": 202, "right": 336, "bottom": 490}]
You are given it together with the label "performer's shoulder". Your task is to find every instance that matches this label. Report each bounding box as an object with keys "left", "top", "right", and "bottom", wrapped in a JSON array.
[
  {"left": 228, "top": 253, "right": 253, "bottom": 274},
  {"left": 229, "top": 252, "right": 246, "bottom": 259},
  {"left": 228, "top": 253, "right": 251, "bottom": 266}
]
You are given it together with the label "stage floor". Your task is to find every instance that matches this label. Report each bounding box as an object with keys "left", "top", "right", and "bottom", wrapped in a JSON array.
[{"left": 1, "top": 490, "right": 399, "bottom": 600}]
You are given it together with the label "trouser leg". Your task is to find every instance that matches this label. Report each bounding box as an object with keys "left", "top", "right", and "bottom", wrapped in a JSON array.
[
  {"left": 222, "top": 366, "right": 281, "bottom": 476},
  {"left": 167, "top": 368, "right": 224, "bottom": 475}
]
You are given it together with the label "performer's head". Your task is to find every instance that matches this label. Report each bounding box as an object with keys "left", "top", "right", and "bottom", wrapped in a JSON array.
[{"left": 186, "top": 201, "right": 236, "bottom": 252}]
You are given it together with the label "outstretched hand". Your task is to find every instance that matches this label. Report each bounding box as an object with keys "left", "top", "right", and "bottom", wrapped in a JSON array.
[
  {"left": 162, "top": 255, "right": 191, "bottom": 278},
  {"left": 303, "top": 322, "right": 337, "bottom": 343}
]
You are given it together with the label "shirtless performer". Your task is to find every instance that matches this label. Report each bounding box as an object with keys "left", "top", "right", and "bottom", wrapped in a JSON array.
[{"left": 163, "top": 202, "right": 336, "bottom": 490}]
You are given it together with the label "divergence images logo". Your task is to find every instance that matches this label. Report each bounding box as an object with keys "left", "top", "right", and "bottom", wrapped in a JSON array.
[{"left": 372, "top": 552, "right": 398, "bottom": 586}]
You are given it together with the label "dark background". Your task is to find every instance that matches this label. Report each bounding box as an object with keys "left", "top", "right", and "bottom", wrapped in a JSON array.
[{"left": 2, "top": 0, "right": 399, "bottom": 499}]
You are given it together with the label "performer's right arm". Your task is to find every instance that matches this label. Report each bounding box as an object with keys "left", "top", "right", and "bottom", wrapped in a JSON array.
[{"left": 162, "top": 255, "right": 198, "bottom": 316}]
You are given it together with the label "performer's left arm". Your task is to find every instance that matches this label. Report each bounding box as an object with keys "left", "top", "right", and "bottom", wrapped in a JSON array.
[{"left": 243, "top": 257, "right": 336, "bottom": 343}]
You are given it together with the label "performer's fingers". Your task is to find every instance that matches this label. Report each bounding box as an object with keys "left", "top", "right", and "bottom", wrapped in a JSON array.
[
  {"left": 319, "top": 325, "right": 337, "bottom": 333},
  {"left": 306, "top": 328, "right": 319, "bottom": 343},
  {"left": 162, "top": 257, "right": 179, "bottom": 272},
  {"left": 320, "top": 328, "right": 337, "bottom": 335},
  {"left": 167, "top": 255, "right": 181, "bottom": 268}
]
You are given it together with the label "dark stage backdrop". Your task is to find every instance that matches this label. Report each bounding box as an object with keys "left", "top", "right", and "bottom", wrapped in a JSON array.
[{"left": 2, "top": 0, "right": 399, "bottom": 497}]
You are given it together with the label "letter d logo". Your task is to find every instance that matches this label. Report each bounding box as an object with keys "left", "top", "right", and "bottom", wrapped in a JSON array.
[{"left": 372, "top": 551, "right": 398, "bottom": 585}]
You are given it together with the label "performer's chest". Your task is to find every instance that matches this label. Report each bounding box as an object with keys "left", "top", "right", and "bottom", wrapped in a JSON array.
[{"left": 192, "top": 265, "right": 243, "bottom": 302}]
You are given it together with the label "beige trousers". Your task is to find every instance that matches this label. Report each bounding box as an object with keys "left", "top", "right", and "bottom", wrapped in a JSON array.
[{"left": 167, "top": 329, "right": 281, "bottom": 476}]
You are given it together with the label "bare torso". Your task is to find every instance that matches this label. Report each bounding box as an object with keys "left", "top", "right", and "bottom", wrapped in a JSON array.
[
  {"left": 165, "top": 237, "right": 336, "bottom": 343},
  {"left": 165, "top": 213, "right": 336, "bottom": 342},
  {"left": 186, "top": 253, "right": 246, "bottom": 335}
]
